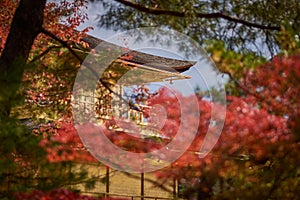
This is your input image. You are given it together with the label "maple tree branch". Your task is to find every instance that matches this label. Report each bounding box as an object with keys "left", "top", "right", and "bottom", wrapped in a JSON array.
[
  {"left": 114, "top": 0, "right": 281, "bottom": 31},
  {"left": 41, "top": 28, "right": 130, "bottom": 105},
  {"left": 30, "top": 45, "right": 62, "bottom": 63},
  {"left": 41, "top": 28, "right": 83, "bottom": 62}
]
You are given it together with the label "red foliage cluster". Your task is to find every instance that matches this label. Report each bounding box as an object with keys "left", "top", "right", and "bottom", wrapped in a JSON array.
[
  {"left": 242, "top": 53, "right": 300, "bottom": 137},
  {"left": 155, "top": 54, "right": 300, "bottom": 180},
  {"left": 40, "top": 51, "right": 298, "bottom": 169},
  {"left": 242, "top": 54, "right": 300, "bottom": 118},
  {"left": 219, "top": 96, "right": 289, "bottom": 160},
  {"left": 39, "top": 121, "right": 96, "bottom": 163},
  {"left": 42, "top": 0, "right": 91, "bottom": 47}
]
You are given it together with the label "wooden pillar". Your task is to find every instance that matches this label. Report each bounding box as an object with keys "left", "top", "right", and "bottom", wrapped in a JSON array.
[
  {"left": 173, "top": 178, "right": 178, "bottom": 199},
  {"left": 141, "top": 172, "right": 144, "bottom": 200},
  {"left": 139, "top": 111, "right": 143, "bottom": 123},
  {"left": 106, "top": 166, "right": 110, "bottom": 196}
]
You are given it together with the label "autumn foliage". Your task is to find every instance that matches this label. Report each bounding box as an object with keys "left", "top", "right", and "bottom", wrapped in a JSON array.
[
  {"left": 29, "top": 52, "right": 300, "bottom": 198},
  {"left": 154, "top": 53, "right": 300, "bottom": 199},
  {"left": 1, "top": 0, "right": 300, "bottom": 199}
]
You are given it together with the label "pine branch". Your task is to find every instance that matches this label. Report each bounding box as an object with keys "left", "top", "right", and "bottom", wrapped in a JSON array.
[{"left": 114, "top": 0, "right": 281, "bottom": 31}]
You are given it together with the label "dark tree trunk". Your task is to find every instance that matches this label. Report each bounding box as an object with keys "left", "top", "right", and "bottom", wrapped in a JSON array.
[{"left": 0, "top": 0, "right": 47, "bottom": 118}]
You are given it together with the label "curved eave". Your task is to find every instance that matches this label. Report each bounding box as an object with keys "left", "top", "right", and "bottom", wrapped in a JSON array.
[
  {"left": 121, "top": 50, "right": 196, "bottom": 73},
  {"left": 80, "top": 34, "right": 196, "bottom": 73}
]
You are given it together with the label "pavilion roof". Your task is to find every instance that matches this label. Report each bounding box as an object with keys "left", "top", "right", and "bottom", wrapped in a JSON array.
[{"left": 81, "top": 34, "right": 196, "bottom": 85}]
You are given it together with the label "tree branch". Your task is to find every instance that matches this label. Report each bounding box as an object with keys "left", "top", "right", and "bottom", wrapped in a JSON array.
[
  {"left": 41, "top": 28, "right": 83, "bottom": 62},
  {"left": 114, "top": 0, "right": 281, "bottom": 31},
  {"left": 41, "top": 28, "right": 131, "bottom": 106},
  {"left": 30, "top": 45, "right": 62, "bottom": 63}
]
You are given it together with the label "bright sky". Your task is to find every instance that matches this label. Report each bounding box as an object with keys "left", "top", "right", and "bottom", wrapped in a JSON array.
[{"left": 77, "top": 1, "right": 118, "bottom": 40}]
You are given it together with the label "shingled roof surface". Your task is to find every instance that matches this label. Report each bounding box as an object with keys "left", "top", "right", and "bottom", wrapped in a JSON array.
[{"left": 81, "top": 34, "right": 196, "bottom": 73}]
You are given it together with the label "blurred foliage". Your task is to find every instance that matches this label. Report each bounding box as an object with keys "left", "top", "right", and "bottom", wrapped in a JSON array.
[
  {"left": 203, "top": 39, "right": 267, "bottom": 96},
  {"left": 0, "top": 46, "right": 100, "bottom": 198}
]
